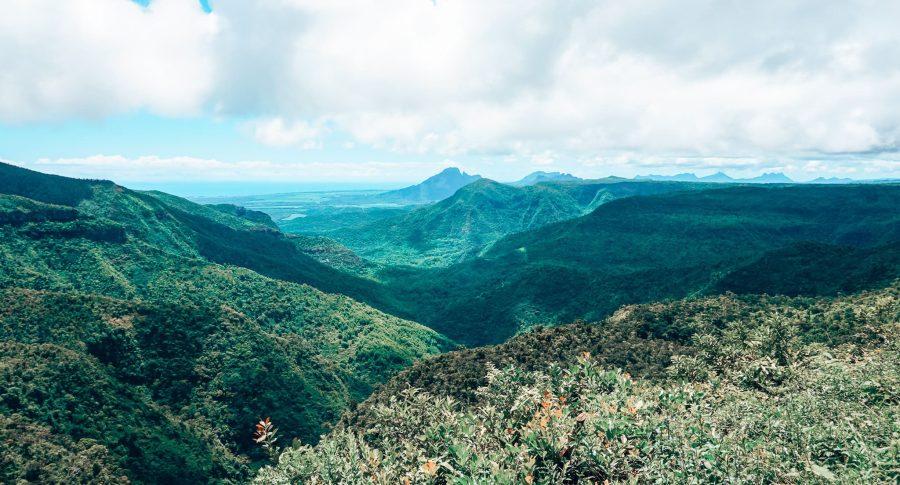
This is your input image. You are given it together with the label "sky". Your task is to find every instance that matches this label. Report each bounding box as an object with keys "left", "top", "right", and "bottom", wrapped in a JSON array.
[{"left": 1, "top": 0, "right": 899, "bottom": 195}]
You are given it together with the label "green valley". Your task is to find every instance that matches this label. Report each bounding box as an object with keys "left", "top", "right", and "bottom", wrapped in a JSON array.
[
  {"left": 6, "top": 4, "right": 900, "bottom": 483},
  {"left": 378, "top": 183, "right": 900, "bottom": 346},
  {"left": 1, "top": 162, "right": 898, "bottom": 484},
  {"left": 324, "top": 178, "right": 714, "bottom": 267}
]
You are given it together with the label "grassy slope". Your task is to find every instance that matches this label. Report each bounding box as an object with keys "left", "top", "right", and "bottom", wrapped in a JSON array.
[{"left": 0, "top": 162, "right": 452, "bottom": 482}]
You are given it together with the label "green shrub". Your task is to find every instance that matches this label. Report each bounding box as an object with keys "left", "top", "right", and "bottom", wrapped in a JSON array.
[{"left": 257, "top": 299, "right": 899, "bottom": 484}]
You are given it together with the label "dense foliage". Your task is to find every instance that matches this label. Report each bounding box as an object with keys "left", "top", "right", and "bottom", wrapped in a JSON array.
[
  {"left": 0, "top": 412, "right": 127, "bottom": 484},
  {"left": 205, "top": 175, "right": 900, "bottom": 349},
  {"left": 257, "top": 284, "right": 900, "bottom": 484},
  {"left": 279, "top": 206, "right": 413, "bottom": 244},
  {"left": 0, "top": 163, "right": 451, "bottom": 483},
  {"left": 0, "top": 340, "right": 245, "bottom": 483},
  {"left": 348, "top": 283, "right": 900, "bottom": 425},
  {"left": 711, "top": 240, "right": 900, "bottom": 296},
  {"left": 320, "top": 179, "right": 711, "bottom": 267},
  {"left": 379, "top": 184, "right": 900, "bottom": 346},
  {"left": 3, "top": 162, "right": 899, "bottom": 483}
]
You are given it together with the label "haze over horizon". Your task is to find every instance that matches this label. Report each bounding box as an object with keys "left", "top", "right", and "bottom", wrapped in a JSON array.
[
  {"left": 2, "top": 0, "right": 899, "bottom": 187},
  {"left": 4, "top": 161, "right": 895, "bottom": 198}
]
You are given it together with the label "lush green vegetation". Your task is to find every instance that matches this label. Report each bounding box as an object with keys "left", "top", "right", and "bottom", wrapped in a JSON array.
[
  {"left": 262, "top": 178, "right": 900, "bottom": 349},
  {"left": 2, "top": 162, "right": 899, "bottom": 483},
  {"left": 1, "top": 338, "right": 246, "bottom": 483},
  {"left": 350, "top": 283, "right": 899, "bottom": 416},
  {"left": 323, "top": 179, "right": 713, "bottom": 267},
  {"left": 207, "top": 203, "right": 281, "bottom": 229},
  {"left": 279, "top": 206, "right": 414, "bottom": 237},
  {"left": 196, "top": 167, "right": 479, "bottom": 236},
  {"left": 0, "top": 162, "right": 451, "bottom": 483},
  {"left": 257, "top": 283, "right": 900, "bottom": 484},
  {"left": 290, "top": 234, "right": 380, "bottom": 277},
  {"left": 0, "top": 410, "right": 129, "bottom": 484},
  {"left": 0, "top": 161, "right": 101, "bottom": 206},
  {"left": 380, "top": 184, "right": 900, "bottom": 346},
  {"left": 712, "top": 240, "right": 900, "bottom": 296}
]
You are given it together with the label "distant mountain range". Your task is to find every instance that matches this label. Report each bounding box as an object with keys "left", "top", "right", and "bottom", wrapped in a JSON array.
[
  {"left": 806, "top": 176, "right": 857, "bottom": 184},
  {"left": 635, "top": 171, "right": 795, "bottom": 183},
  {"left": 635, "top": 171, "right": 899, "bottom": 184},
  {"left": 509, "top": 171, "right": 581, "bottom": 186}
]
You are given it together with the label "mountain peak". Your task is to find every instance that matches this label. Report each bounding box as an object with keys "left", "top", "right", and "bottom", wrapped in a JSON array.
[
  {"left": 808, "top": 176, "right": 855, "bottom": 184},
  {"left": 423, "top": 167, "right": 477, "bottom": 183},
  {"left": 634, "top": 173, "right": 699, "bottom": 182},
  {"left": 700, "top": 172, "right": 735, "bottom": 182},
  {"left": 510, "top": 171, "right": 582, "bottom": 187},
  {"left": 747, "top": 172, "right": 793, "bottom": 183},
  {"left": 380, "top": 167, "right": 482, "bottom": 203}
]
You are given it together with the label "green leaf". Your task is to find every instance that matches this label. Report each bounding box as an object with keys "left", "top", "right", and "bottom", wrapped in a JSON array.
[{"left": 810, "top": 463, "right": 836, "bottom": 481}]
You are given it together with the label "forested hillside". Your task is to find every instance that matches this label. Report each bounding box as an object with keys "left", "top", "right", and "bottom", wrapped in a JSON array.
[
  {"left": 7, "top": 0, "right": 900, "bottom": 483},
  {"left": 0, "top": 162, "right": 451, "bottom": 483},
  {"left": 326, "top": 178, "right": 713, "bottom": 266},
  {"left": 258, "top": 283, "right": 900, "bottom": 484},
  {"left": 233, "top": 167, "right": 481, "bottom": 237},
  {"left": 2, "top": 162, "right": 898, "bottom": 483},
  {"left": 381, "top": 184, "right": 900, "bottom": 346}
]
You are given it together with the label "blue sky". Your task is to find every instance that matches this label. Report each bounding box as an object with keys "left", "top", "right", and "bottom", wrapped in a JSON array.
[
  {"left": 0, "top": 111, "right": 393, "bottom": 167},
  {"left": 1, "top": 0, "right": 898, "bottom": 195},
  {"left": 133, "top": 0, "right": 210, "bottom": 12}
]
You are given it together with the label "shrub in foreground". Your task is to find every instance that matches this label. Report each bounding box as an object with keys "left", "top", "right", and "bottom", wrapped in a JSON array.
[{"left": 256, "top": 316, "right": 899, "bottom": 484}]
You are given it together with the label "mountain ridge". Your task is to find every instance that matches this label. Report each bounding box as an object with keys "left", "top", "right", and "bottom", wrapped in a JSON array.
[
  {"left": 328, "top": 178, "right": 715, "bottom": 266},
  {"left": 0, "top": 161, "right": 453, "bottom": 481},
  {"left": 509, "top": 171, "right": 582, "bottom": 186},
  {"left": 635, "top": 171, "right": 795, "bottom": 183},
  {"left": 381, "top": 184, "right": 900, "bottom": 346}
]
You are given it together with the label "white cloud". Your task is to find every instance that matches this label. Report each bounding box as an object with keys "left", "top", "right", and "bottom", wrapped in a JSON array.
[
  {"left": 2, "top": 0, "right": 900, "bottom": 176},
  {"left": 249, "top": 118, "right": 323, "bottom": 148},
  {"left": 0, "top": 0, "right": 218, "bottom": 122},
  {"left": 529, "top": 152, "right": 556, "bottom": 167}
]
